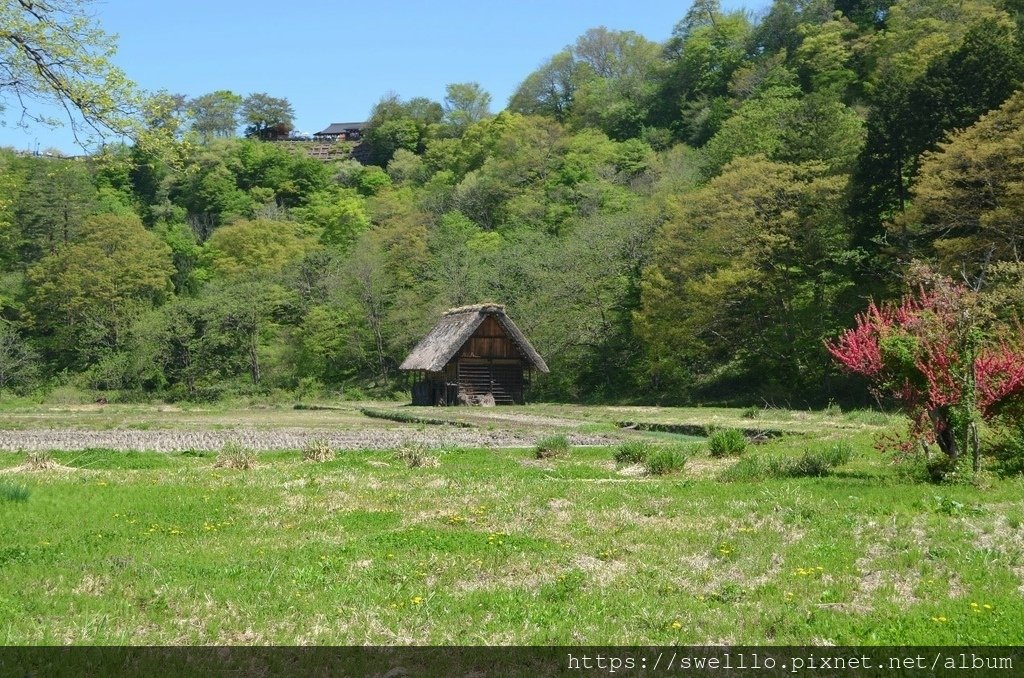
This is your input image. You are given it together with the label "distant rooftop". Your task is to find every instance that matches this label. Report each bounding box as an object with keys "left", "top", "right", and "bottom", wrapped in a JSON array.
[{"left": 316, "top": 122, "right": 367, "bottom": 135}]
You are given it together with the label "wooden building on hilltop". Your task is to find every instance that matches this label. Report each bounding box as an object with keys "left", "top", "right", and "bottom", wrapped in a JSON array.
[
  {"left": 314, "top": 122, "right": 367, "bottom": 142},
  {"left": 399, "top": 304, "right": 549, "bottom": 406}
]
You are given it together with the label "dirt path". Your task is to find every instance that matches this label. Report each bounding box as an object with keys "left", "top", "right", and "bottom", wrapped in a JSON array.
[{"left": 0, "top": 427, "right": 618, "bottom": 452}]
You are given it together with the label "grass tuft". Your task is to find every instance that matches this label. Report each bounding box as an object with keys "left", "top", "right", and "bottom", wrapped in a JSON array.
[
  {"left": 644, "top": 446, "right": 688, "bottom": 475},
  {"left": 0, "top": 481, "right": 30, "bottom": 503},
  {"left": 720, "top": 442, "right": 853, "bottom": 481},
  {"left": 25, "top": 449, "right": 58, "bottom": 470},
  {"left": 708, "top": 428, "right": 747, "bottom": 457},
  {"left": 534, "top": 434, "right": 571, "bottom": 459},
  {"left": 741, "top": 405, "right": 762, "bottom": 419},
  {"left": 302, "top": 437, "right": 335, "bottom": 463},
  {"left": 614, "top": 440, "right": 654, "bottom": 465},
  {"left": 395, "top": 444, "right": 439, "bottom": 468},
  {"left": 213, "top": 442, "right": 256, "bottom": 470},
  {"left": 791, "top": 441, "right": 854, "bottom": 477}
]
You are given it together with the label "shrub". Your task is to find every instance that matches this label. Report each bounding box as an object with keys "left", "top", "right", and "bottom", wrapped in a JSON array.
[
  {"left": 534, "top": 435, "right": 571, "bottom": 459},
  {"left": 708, "top": 429, "right": 747, "bottom": 457},
  {"left": 614, "top": 440, "right": 653, "bottom": 465},
  {"left": 925, "top": 454, "right": 967, "bottom": 484},
  {"left": 720, "top": 442, "right": 853, "bottom": 481},
  {"left": 214, "top": 442, "right": 256, "bottom": 470},
  {"left": 0, "top": 481, "right": 30, "bottom": 503},
  {"left": 992, "top": 426, "right": 1024, "bottom": 478},
  {"left": 645, "top": 447, "right": 687, "bottom": 475},
  {"left": 302, "top": 437, "right": 335, "bottom": 463},
  {"left": 395, "top": 444, "right": 439, "bottom": 468},
  {"left": 791, "top": 442, "right": 854, "bottom": 477}
]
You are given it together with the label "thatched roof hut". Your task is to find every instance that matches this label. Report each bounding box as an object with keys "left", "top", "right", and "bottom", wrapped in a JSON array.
[{"left": 400, "top": 304, "right": 548, "bottom": 405}]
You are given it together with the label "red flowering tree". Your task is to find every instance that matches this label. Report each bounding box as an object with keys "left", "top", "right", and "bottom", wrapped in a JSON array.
[{"left": 827, "top": 278, "right": 1024, "bottom": 473}]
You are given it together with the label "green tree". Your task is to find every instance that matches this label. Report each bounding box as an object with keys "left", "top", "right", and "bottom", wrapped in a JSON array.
[
  {"left": 189, "top": 90, "right": 243, "bottom": 139},
  {"left": 638, "top": 156, "right": 854, "bottom": 400},
  {"left": 442, "top": 82, "right": 492, "bottom": 136},
  {"left": 897, "top": 90, "right": 1024, "bottom": 280},
  {"left": 13, "top": 156, "right": 98, "bottom": 263},
  {"left": 231, "top": 139, "right": 331, "bottom": 207},
  {"left": 294, "top": 191, "right": 370, "bottom": 251},
  {"left": 204, "top": 219, "right": 316, "bottom": 278},
  {"left": 569, "top": 29, "right": 664, "bottom": 139},
  {"left": 0, "top": 320, "right": 38, "bottom": 391},
  {"left": 508, "top": 50, "right": 580, "bottom": 122},
  {"left": 653, "top": 2, "right": 752, "bottom": 141},
  {"left": 850, "top": 6, "right": 1019, "bottom": 249},
  {"left": 240, "top": 92, "right": 295, "bottom": 140},
  {"left": 0, "top": 0, "right": 141, "bottom": 142},
  {"left": 26, "top": 213, "right": 173, "bottom": 368},
  {"left": 198, "top": 277, "right": 289, "bottom": 386},
  {"left": 363, "top": 93, "right": 443, "bottom": 166}
]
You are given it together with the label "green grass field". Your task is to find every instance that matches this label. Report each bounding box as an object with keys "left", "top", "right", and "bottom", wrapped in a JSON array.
[{"left": 2, "top": 403, "right": 1023, "bottom": 645}]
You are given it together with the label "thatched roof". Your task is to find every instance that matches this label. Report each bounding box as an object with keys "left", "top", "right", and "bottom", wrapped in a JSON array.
[{"left": 399, "top": 304, "right": 549, "bottom": 373}]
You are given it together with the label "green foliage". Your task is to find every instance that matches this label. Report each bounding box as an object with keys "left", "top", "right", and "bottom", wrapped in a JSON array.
[
  {"left": 720, "top": 454, "right": 786, "bottom": 482},
  {"left": 534, "top": 435, "right": 572, "bottom": 459},
  {"left": 26, "top": 213, "right": 174, "bottom": 368},
  {"left": 991, "top": 425, "right": 1024, "bottom": 477},
  {"left": 188, "top": 90, "right": 243, "bottom": 139},
  {"left": 442, "top": 82, "right": 492, "bottom": 136},
  {"left": 204, "top": 219, "right": 315, "bottom": 277},
  {"left": 791, "top": 442, "right": 854, "bottom": 477},
  {"left": 898, "top": 90, "right": 1024, "bottom": 279},
  {"left": 614, "top": 440, "right": 654, "bottom": 464},
  {"left": 644, "top": 446, "right": 688, "bottom": 475},
  {"left": 3, "top": 0, "right": 1024, "bottom": 409},
  {"left": 720, "top": 441, "right": 853, "bottom": 480},
  {"left": 708, "top": 428, "right": 747, "bottom": 457},
  {"left": 0, "top": 321, "right": 39, "bottom": 392},
  {"left": 0, "top": 481, "right": 30, "bottom": 503},
  {"left": 925, "top": 453, "right": 970, "bottom": 484},
  {"left": 240, "top": 92, "right": 295, "bottom": 139},
  {"left": 364, "top": 93, "right": 443, "bottom": 166},
  {"left": 638, "top": 156, "right": 853, "bottom": 400},
  {"left": 0, "top": 0, "right": 143, "bottom": 141}
]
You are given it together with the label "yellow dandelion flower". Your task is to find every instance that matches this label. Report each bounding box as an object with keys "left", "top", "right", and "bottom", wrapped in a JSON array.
[
  {"left": 971, "top": 602, "right": 979, "bottom": 608},
  {"left": 984, "top": 604, "right": 993, "bottom": 610},
  {"left": 411, "top": 596, "right": 424, "bottom": 605},
  {"left": 671, "top": 621, "right": 682, "bottom": 629}
]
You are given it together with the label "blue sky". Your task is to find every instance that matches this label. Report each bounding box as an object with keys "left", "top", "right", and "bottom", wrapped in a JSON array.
[{"left": 0, "top": 0, "right": 769, "bottom": 154}]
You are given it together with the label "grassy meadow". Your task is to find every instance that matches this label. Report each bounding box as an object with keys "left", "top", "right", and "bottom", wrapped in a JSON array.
[{"left": 2, "top": 402, "right": 1024, "bottom": 645}]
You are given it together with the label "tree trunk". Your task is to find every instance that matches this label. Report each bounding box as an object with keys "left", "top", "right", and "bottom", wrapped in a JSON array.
[
  {"left": 970, "top": 421, "right": 981, "bottom": 473},
  {"left": 930, "top": 408, "right": 959, "bottom": 460},
  {"left": 249, "top": 333, "right": 261, "bottom": 385}
]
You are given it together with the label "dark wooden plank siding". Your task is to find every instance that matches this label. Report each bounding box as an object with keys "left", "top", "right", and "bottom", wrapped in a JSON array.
[{"left": 458, "top": 316, "right": 522, "bottom": 360}]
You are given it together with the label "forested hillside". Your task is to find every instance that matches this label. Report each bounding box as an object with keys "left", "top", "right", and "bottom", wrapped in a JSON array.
[{"left": 1, "top": 0, "right": 1023, "bottom": 405}]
